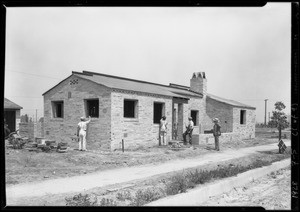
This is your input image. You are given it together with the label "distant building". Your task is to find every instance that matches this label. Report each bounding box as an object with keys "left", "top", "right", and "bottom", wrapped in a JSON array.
[
  {"left": 4, "top": 98, "right": 23, "bottom": 132},
  {"left": 43, "top": 71, "right": 256, "bottom": 150}
]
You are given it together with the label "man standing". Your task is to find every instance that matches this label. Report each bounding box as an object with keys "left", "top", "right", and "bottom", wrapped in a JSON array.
[
  {"left": 4, "top": 118, "right": 10, "bottom": 139},
  {"left": 212, "top": 118, "right": 221, "bottom": 151},
  {"left": 182, "top": 117, "right": 194, "bottom": 145},
  {"left": 159, "top": 116, "right": 168, "bottom": 146},
  {"left": 77, "top": 116, "right": 91, "bottom": 151}
]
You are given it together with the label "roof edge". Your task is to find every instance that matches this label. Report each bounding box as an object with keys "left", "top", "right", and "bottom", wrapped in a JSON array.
[
  {"left": 79, "top": 70, "right": 195, "bottom": 93},
  {"left": 207, "top": 94, "right": 256, "bottom": 110}
]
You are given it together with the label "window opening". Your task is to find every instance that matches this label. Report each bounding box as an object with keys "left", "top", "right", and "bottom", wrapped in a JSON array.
[
  {"left": 153, "top": 102, "right": 165, "bottom": 124},
  {"left": 52, "top": 101, "right": 64, "bottom": 118},
  {"left": 124, "top": 99, "right": 138, "bottom": 118},
  {"left": 240, "top": 110, "right": 246, "bottom": 124},
  {"left": 85, "top": 99, "right": 99, "bottom": 118},
  {"left": 191, "top": 110, "right": 198, "bottom": 126}
]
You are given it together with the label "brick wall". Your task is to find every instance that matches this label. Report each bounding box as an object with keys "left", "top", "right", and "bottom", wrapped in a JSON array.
[
  {"left": 192, "top": 132, "right": 241, "bottom": 145},
  {"left": 16, "top": 110, "right": 21, "bottom": 131},
  {"left": 43, "top": 75, "right": 111, "bottom": 149},
  {"left": 18, "top": 122, "right": 43, "bottom": 140},
  {"left": 186, "top": 97, "right": 206, "bottom": 135},
  {"left": 110, "top": 90, "right": 173, "bottom": 150},
  {"left": 205, "top": 97, "right": 233, "bottom": 133},
  {"left": 233, "top": 108, "right": 256, "bottom": 139}
]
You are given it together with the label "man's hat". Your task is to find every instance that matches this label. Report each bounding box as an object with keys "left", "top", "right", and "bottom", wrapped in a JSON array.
[
  {"left": 188, "top": 117, "right": 192, "bottom": 120},
  {"left": 80, "top": 117, "right": 85, "bottom": 121},
  {"left": 213, "top": 118, "right": 219, "bottom": 122}
]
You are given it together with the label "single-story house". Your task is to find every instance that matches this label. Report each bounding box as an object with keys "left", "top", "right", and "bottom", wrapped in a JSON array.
[
  {"left": 42, "top": 71, "right": 256, "bottom": 150},
  {"left": 4, "top": 98, "right": 23, "bottom": 132}
]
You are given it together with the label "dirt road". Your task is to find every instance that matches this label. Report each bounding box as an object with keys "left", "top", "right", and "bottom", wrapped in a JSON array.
[
  {"left": 6, "top": 141, "right": 290, "bottom": 206},
  {"left": 201, "top": 167, "right": 291, "bottom": 210}
]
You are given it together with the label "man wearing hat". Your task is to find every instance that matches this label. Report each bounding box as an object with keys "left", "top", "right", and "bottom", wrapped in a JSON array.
[
  {"left": 182, "top": 117, "right": 194, "bottom": 145},
  {"left": 212, "top": 118, "right": 221, "bottom": 151},
  {"left": 77, "top": 116, "right": 91, "bottom": 151},
  {"left": 159, "top": 116, "right": 168, "bottom": 146}
]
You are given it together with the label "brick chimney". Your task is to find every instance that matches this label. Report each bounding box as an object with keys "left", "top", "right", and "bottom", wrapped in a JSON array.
[{"left": 190, "top": 72, "right": 207, "bottom": 95}]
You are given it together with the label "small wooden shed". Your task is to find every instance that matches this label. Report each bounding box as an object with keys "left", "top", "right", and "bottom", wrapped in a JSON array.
[{"left": 4, "top": 98, "right": 23, "bottom": 132}]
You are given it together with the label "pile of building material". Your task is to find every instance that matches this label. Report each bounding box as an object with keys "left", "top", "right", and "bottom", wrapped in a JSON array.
[
  {"left": 57, "top": 142, "right": 68, "bottom": 153},
  {"left": 25, "top": 137, "right": 58, "bottom": 153},
  {"left": 169, "top": 141, "right": 186, "bottom": 151},
  {"left": 7, "top": 132, "right": 29, "bottom": 149}
]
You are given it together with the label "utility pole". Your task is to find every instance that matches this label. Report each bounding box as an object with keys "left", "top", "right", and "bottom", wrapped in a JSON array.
[
  {"left": 36, "top": 109, "right": 38, "bottom": 123},
  {"left": 264, "top": 99, "right": 268, "bottom": 127}
]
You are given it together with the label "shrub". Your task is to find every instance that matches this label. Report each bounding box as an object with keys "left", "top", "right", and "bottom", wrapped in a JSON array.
[
  {"left": 65, "top": 193, "right": 97, "bottom": 206},
  {"left": 131, "top": 187, "right": 166, "bottom": 206},
  {"left": 116, "top": 190, "right": 132, "bottom": 201},
  {"left": 99, "top": 198, "right": 117, "bottom": 206},
  {"left": 165, "top": 173, "right": 189, "bottom": 195}
]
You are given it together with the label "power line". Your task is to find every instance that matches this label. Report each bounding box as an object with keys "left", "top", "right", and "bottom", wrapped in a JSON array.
[
  {"left": 6, "top": 70, "right": 62, "bottom": 80},
  {"left": 5, "top": 95, "right": 43, "bottom": 99}
]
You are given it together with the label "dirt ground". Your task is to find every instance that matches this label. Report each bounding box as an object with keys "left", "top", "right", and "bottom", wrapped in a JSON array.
[
  {"left": 73, "top": 148, "right": 291, "bottom": 207},
  {"left": 10, "top": 146, "right": 290, "bottom": 206},
  {"left": 201, "top": 167, "right": 291, "bottom": 210},
  {"left": 5, "top": 128, "right": 290, "bottom": 185}
]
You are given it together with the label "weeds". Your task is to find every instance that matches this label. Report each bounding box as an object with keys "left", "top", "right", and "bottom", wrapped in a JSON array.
[
  {"left": 131, "top": 187, "right": 166, "bottom": 206},
  {"left": 65, "top": 193, "right": 97, "bottom": 206},
  {"left": 116, "top": 190, "right": 132, "bottom": 201},
  {"left": 99, "top": 198, "right": 117, "bottom": 206},
  {"left": 164, "top": 158, "right": 279, "bottom": 197},
  {"left": 165, "top": 173, "right": 189, "bottom": 195}
]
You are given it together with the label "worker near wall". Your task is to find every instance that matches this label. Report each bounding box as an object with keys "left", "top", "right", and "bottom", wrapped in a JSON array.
[
  {"left": 4, "top": 118, "right": 10, "bottom": 139},
  {"left": 159, "top": 116, "right": 168, "bottom": 146},
  {"left": 77, "top": 116, "right": 91, "bottom": 151},
  {"left": 212, "top": 118, "right": 221, "bottom": 151},
  {"left": 182, "top": 117, "right": 194, "bottom": 145}
]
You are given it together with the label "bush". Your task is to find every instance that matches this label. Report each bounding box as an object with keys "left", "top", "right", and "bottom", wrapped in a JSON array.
[
  {"left": 116, "top": 190, "right": 132, "bottom": 201},
  {"left": 165, "top": 173, "right": 189, "bottom": 195},
  {"left": 131, "top": 187, "right": 166, "bottom": 206},
  {"left": 99, "top": 198, "right": 117, "bottom": 206},
  {"left": 65, "top": 193, "right": 97, "bottom": 206}
]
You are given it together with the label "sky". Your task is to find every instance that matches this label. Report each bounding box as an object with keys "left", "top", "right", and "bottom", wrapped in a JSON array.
[{"left": 4, "top": 3, "right": 291, "bottom": 123}]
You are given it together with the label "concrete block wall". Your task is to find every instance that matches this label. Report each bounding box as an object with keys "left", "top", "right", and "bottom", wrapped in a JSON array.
[
  {"left": 192, "top": 132, "right": 241, "bottom": 145},
  {"left": 233, "top": 108, "right": 256, "bottom": 139},
  {"left": 18, "top": 122, "right": 43, "bottom": 140},
  {"left": 43, "top": 75, "right": 111, "bottom": 149},
  {"left": 205, "top": 97, "right": 233, "bottom": 133},
  {"left": 186, "top": 97, "right": 206, "bottom": 135},
  {"left": 19, "top": 123, "right": 35, "bottom": 140},
  {"left": 16, "top": 110, "right": 21, "bottom": 131},
  {"left": 110, "top": 90, "right": 173, "bottom": 150}
]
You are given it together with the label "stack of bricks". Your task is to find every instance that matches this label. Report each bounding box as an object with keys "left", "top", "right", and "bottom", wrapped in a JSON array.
[{"left": 57, "top": 142, "right": 68, "bottom": 153}]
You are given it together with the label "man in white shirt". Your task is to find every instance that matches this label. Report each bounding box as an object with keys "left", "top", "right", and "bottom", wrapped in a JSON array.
[
  {"left": 77, "top": 116, "right": 91, "bottom": 151},
  {"left": 182, "top": 117, "right": 194, "bottom": 145},
  {"left": 159, "top": 116, "right": 168, "bottom": 146}
]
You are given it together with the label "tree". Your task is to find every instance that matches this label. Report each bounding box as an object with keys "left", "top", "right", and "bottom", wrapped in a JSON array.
[
  {"left": 268, "top": 101, "right": 289, "bottom": 140},
  {"left": 21, "top": 114, "right": 29, "bottom": 123}
]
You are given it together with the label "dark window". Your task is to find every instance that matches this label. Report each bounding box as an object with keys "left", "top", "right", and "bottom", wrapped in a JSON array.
[
  {"left": 191, "top": 110, "right": 198, "bottom": 126},
  {"left": 52, "top": 101, "right": 64, "bottom": 118},
  {"left": 240, "top": 110, "right": 246, "bottom": 124},
  {"left": 85, "top": 99, "right": 99, "bottom": 118},
  {"left": 124, "top": 99, "right": 138, "bottom": 118},
  {"left": 153, "top": 102, "right": 165, "bottom": 124}
]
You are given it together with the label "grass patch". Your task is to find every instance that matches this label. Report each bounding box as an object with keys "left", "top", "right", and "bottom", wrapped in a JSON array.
[
  {"left": 164, "top": 155, "right": 289, "bottom": 198},
  {"left": 130, "top": 187, "right": 166, "bottom": 206},
  {"left": 116, "top": 190, "right": 132, "bottom": 201},
  {"left": 65, "top": 193, "right": 97, "bottom": 206}
]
